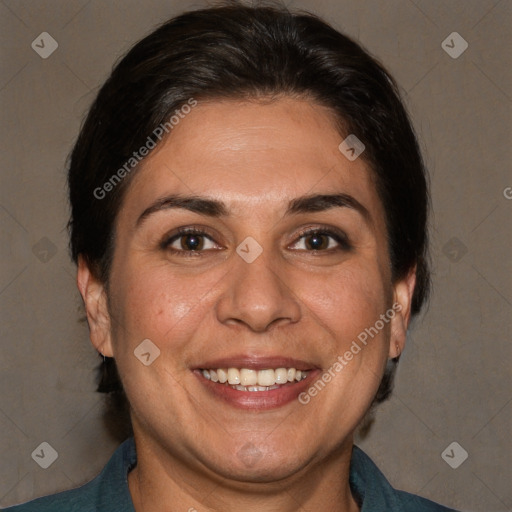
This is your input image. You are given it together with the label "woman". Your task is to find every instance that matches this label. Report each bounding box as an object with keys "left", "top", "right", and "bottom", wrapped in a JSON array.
[{"left": 6, "top": 3, "right": 458, "bottom": 511}]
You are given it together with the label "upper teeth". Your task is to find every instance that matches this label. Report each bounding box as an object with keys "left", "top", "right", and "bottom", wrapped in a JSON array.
[{"left": 201, "top": 367, "right": 308, "bottom": 387}]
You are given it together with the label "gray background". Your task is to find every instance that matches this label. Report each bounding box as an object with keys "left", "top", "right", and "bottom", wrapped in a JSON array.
[{"left": 0, "top": 0, "right": 510, "bottom": 510}]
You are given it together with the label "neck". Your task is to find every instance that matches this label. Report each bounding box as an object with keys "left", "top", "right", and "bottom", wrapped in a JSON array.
[{"left": 128, "top": 432, "right": 360, "bottom": 512}]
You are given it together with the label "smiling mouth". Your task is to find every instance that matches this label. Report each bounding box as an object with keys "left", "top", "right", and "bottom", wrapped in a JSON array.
[{"left": 200, "top": 367, "right": 309, "bottom": 392}]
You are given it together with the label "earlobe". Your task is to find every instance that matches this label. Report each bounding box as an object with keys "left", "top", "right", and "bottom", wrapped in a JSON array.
[
  {"left": 388, "top": 266, "right": 417, "bottom": 358},
  {"left": 77, "top": 256, "right": 114, "bottom": 357}
]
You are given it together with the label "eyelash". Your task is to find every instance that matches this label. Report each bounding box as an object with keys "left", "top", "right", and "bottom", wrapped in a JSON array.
[
  {"left": 294, "top": 226, "right": 352, "bottom": 252},
  {"left": 161, "top": 226, "right": 352, "bottom": 257},
  {"left": 160, "top": 227, "right": 218, "bottom": 257}
]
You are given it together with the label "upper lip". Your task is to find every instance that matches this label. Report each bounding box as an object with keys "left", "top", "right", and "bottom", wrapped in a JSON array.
[{"left": 194, "top": 355, "right": 319, "bottom": 372}]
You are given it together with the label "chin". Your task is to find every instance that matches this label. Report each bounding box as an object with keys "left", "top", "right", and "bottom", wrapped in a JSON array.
[{"left": 203, "top": 444, "right": 311, "bottom": 484}]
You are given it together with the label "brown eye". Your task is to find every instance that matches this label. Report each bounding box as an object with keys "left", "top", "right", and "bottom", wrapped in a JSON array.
[
  {"left": 178, "top": 233, "right": 204, "bottom": 251},
  {"left": 304, "top": 233, "right": 330, "bottom": 250},
  {"left": 161, "top": 228, "right": 220, "bottom": 255},
  {"left": 291, "top": 228, "right": 351, "bottom": 252}
]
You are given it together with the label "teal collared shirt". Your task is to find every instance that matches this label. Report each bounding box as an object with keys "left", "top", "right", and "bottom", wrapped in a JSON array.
[{"left": 4, "top": 438, "right": 457, "bottom": 511}]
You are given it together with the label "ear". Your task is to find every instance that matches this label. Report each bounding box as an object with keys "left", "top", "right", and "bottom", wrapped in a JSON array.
[
  {"left": 388, "top": 266, "right": 416, "bottom": 359},
  {"left": 77, "top": 255, "right": 114, "bottom": 357}
]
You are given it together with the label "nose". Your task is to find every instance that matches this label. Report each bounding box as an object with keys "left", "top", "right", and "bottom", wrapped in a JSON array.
[{"left": 215, "top": 249, "right": 301, "bottom": 332}]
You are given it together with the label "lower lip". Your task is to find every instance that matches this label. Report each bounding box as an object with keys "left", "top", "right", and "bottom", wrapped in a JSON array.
[{"left": 193, "top": 370, "right": 320, "bottom": 410}]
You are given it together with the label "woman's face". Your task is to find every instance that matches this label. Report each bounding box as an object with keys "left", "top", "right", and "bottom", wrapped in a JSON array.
[{"left": 81, "top": 97, "right": 413, "bottom": 482}]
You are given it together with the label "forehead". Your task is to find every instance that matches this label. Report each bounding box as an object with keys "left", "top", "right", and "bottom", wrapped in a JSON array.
[{"left": 122, "top": 97, "right": 384, "bottom": 225}]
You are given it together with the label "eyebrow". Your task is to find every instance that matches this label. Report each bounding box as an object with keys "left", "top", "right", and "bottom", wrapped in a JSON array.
[
  {"left": 136, "top": 193, "right": 371, "bottom": 226},
  {"left": 137, "top": 195, "right": 228, "bottom": 225},
  {"left": 287, "top": 193, "right": 370, "bottom": 221}
]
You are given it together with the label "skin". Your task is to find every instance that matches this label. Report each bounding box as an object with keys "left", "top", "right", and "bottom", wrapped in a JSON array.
[{"left": 78, "top": 97, "right": 416, "bottom": 512}]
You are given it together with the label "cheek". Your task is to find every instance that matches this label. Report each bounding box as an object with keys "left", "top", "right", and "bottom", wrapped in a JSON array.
[
  {"left": 108, "top": 259, "right": 224, "bottom": 352},
  {"left": 298, "top": 262, "right": 390, "bottom": 343},
  {"left": 296, "top": 260, "right": 391, "bottom": 398},
  {"left": 289, "top": 263, "right": 392, "bottom": 440},
  {"left": 105, "top": 261, "right": 219, "bottom": 425}
]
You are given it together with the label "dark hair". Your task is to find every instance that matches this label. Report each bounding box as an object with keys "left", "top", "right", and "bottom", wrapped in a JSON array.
[{"left": 68, "top": 2, "right": 430, "bottom": 441}]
